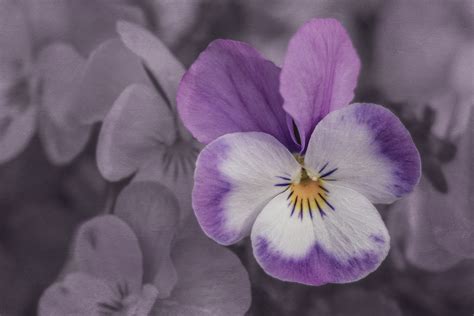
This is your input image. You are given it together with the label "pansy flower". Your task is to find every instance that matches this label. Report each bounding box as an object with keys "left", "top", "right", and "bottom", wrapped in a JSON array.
[
  {"left": 177, "top": 18, "right": 421, "bottom": 285},
  {"left": 39, "top": 182, "right": 251, "bottom": 315}
]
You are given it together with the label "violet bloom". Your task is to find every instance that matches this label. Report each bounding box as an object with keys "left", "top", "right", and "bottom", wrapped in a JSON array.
[
  {"left": 177, "top": 18, "right": 421, "bottom": 285},
  {"left": 39, "top": 182, "right": 251, "bottom": 315}
]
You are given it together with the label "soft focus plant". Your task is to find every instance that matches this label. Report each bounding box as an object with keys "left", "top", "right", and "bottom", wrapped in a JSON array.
[{"left": 39, "top": 182, "right": 251, "bottom": 315}]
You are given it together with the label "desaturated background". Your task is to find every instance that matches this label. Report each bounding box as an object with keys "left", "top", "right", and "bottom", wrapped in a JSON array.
[{"left": 0, "top": 0, "right": 473, "bottom": 315}]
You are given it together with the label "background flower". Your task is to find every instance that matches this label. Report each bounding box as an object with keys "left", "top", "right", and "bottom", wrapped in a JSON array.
[
  {"left": 0, "top": 0, "right": 145, "bottom": 165},
  {"left": 95, "top": 22, "right": 199, "bottom": 221},
  {"left": 39, "top": 182, "right": 251, "bottom": 315}
]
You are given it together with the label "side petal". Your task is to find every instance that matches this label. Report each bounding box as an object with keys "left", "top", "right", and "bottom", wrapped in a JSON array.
[
  {"left": 280, "top": 18, "right": 360, "bottom": 150},
  {"left": 251, "top": 184, "right": 389, "bottom": 285},
  {"left": 69, "top": 38, "right": 150, "bottom": 125},
  {"left": 72, "top": 215, "right": 143, "bottom": 294},
  {"left": 305, "top": 103, "right": 421, "bottom": 204},
  {"left": 38, "top": 272, "right": 116, "bottom": 316},
  {"left": 177, "top": 39, "right": 295, "bottom": 149},
  {"left": 156, "top": 235, "right": 251, "bottom": 316},
  {"left": 193, "top": 132, "right": 300, "bottom": 245},
  {"left": 114, "top": 181, "right": 179, "bottom": 298},
  {"left": 36, "top": 43, "right": 91, "bottom": 165},
  {"left": 97, "top": 83, "right": 176, "bottom": 181}
]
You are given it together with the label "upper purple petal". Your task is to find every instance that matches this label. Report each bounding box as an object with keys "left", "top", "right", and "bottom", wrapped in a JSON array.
[
  {"left": 280, "top": 18, "right": 360, "bottom": 151},
  {"left": 177, "top": 39, "right": 297, "bottom": 151}
]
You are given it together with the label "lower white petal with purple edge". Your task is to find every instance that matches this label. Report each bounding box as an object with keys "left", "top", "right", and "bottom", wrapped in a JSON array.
[
  {"left": 251, "top": 183, "right": 389, "bottom": 285},
  {"left": 193, "top": 132, "right": 301, "bottom": 245},
  {"left": 304, "top": 103, "right": 420, "bottom": 204}
]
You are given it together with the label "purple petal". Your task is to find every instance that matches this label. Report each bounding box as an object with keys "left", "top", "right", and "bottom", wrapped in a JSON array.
[
  {"left": 156, "top": 234, "right": 251, "bottom": 315},
  {"left": 114, "top": 181, "right": 179, "bottom": 298},
  {"left": 305, "top": 103, "right": 421, "bottom": 204},
  {"left": 280, "top": 18, "right": 360, "bottom": 150},
  {"left": 177, "top": 39, "right": 296, "bottom": 150},
  {"left": 68, "top": 39, "right": 150, "bottom": 125},
  {"left": 97, "top": 83, "right": 176, "bottom": 181},
  {"left": 38, "top": 272, "right": 116, "bottom": 315},
  {"left": 36, "top": 43, "right": 91, "bottom": 165},
  {"left": 193, "top": 132, "right": 300, "bottom": 245},
  {"left": 72, "top": 215, "right": 143, "bottom": 293},
  {"left": 251, "top": 184, "right": 389, "bottom": 285}
]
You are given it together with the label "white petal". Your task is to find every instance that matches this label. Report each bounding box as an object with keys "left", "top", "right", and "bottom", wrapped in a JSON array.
[
  {"left": 251, "top": 183, "right": 389, "bottom": 285},
  {"left": 305, "top": 103, "right": 420, "bottom": 204},
  {"left": 193, "top": 132, "right": 300, "bottom": 245}
]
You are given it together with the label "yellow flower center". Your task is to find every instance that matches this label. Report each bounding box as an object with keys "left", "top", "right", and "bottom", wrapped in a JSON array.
[
  {"left": 288, "top": 176, "right": 333, "bottom": 219},
  {"left": 275, "top": 158, "right": 337, "bottom": 220}
]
